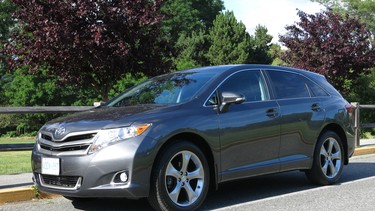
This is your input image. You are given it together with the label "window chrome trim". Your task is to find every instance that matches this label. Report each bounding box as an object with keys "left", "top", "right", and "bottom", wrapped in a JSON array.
[{"left": 203, "top": 68, "right": 271, "bottom": 107}]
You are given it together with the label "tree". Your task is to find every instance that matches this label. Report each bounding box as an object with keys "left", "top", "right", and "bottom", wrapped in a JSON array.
[
  {"left": 174, "top": 30, "right": 211, "bottom": 70},
  {"left": 0, "top": 0, "right": 17, "bottom": 105},
  {"left": 269, "top": 43, "right": 287, "bottom": 66},
  {"left": 1, "top": 67, "right": 60, "bottom": 135},
  {"left": 279, "top": 10, "right": 375, "bottom": 94},
  {"left": 161, "top": 0, "right": 224, "bottom": 43},
  {"left": 207, "top": 11, "right": 250, "bottom": 65},
  {"left": 3, "top": 0, "right": 173, "bottom": 101},
  {"left": 248, "top": 25, "right": 274, "bottom": 64},
  {"left": 312, "top": 0, "right": 375, "bottom": 33},
  {"left": 0, "top": 0, "right": 16, "bottom": 41}
]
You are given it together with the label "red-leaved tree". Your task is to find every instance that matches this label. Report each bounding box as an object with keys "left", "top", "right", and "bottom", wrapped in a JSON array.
[
  {"left": 3, "top": 0, "right": 173, "bottom": 100},
  {"left": 279, "top": 10, "right": 375, "bottom": 93}
]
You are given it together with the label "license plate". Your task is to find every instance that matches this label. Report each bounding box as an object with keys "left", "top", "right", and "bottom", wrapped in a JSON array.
[{"left": 41, "top": 157, "right": 60, "bottom": 175}]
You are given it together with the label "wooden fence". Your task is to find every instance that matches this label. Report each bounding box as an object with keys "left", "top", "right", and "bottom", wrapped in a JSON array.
[
  {"left": 0, "top": 106, "right": 93, "bottom": 114},
  {"left": 351, "top": 103, "right": 375, "bottom": 146}
]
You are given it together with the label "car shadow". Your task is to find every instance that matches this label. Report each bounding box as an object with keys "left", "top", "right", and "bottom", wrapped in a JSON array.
[{"left": 70, "top": 161, "right": 375, "bottom": 211}]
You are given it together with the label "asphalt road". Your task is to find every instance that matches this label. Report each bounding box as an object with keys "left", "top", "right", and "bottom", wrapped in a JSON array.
[{"left": 1, "top": 154, "right": 375, "bottom": 211}]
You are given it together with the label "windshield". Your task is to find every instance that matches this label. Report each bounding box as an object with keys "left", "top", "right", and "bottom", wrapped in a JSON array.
[{"left": 107, "top": 71, "right": 218, "bottom": 107}]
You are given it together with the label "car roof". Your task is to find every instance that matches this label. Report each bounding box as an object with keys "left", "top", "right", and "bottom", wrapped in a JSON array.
[{"left": 179, "top": 64, "right": 324, "bottom": 79}]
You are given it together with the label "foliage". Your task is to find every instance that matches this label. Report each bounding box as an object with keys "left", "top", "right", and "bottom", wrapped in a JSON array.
[
  {"left": 161, "top": 0, "right": 224, "bottom": 43},
  {"left": 312, "top": 0, "right": 375, "bottom": 33},
  {"left": 347, "top": 68, "right": 375, "bottom": 135},
  {"left": 0, "top": 0, "right": 17, "bottom": 105},
  {"left": 175, "top": 30, "right": 211, "bottom": 70},
  {"left": 207, "top": 11, "right": 251, "bottom": 65},
  {"left": 348, "top": 69, "right": 375, "bottom": 104},
  {"left": 0, "top": 0, "right": 16, "bottom": 41},
  {"left": 0, "top": 69, "right": 10, "bottom": 105},
  {"left": 3, "top": 0, "right": 173, "bottom": 101},
  {"left": 175, "top": 14, "right": 276, "bottom": 68},
  {"left": 269, "top": 44, "right": 288, "bottom": 66},
  {"left": 190, "top": 0, "right": 225, "bottom": 28},
  {"left": 0, "top": 66, "right": 102, "bottom": 136},
  {"left": 1, "top": 67, "right": 59, "bottom": 135},
  {"left": 4, "top": 67, "right": 58, "bottom": 106},
  {"left": 279, "top": 10, "right": 375, "bottom": 94},
  {"left": 248, "top": 25, "right": 274, "bottom": 64}
]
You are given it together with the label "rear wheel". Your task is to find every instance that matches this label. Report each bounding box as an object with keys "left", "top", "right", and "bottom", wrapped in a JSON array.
[
  {"left": 306, "top": 131, "right": 344, "bottom": 185},
  {"left": 148, "top": 141, "right": 209, "bottom": 211}
]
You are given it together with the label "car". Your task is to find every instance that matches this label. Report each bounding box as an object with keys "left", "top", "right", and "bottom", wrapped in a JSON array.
[{"left": 31, "top": 64, "right": 355, "bottom": 210}]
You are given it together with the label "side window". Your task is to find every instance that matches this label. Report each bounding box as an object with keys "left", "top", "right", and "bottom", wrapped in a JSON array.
[
  {"left": 306, "top": 79, "right": 329, "bottom": 97},
  {"left": 267, "top": 70, "right": 310, "bottom": 99},
  {"left": 216, "top": 70, "right": 269, "bottom": 103}
]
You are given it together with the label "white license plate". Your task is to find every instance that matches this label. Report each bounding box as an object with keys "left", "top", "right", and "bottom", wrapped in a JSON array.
[{"left": 41, "top": 157, "right": 60, "bottom": 176}]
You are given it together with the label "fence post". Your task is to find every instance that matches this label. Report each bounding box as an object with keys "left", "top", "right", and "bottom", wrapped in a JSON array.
[{"left": 351, "top": 102, "right": 360, "bottom": 147}]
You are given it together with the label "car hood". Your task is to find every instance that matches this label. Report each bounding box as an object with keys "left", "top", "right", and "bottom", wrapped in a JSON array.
[{"left": 40, "top": 105, "right": 180, "bottom": 139}]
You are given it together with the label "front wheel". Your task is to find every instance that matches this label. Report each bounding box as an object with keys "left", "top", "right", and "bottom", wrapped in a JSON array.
[
  {"left": 306, "top": 131, "right": 344, "bottom": 185},
  {"left": 148, "top": 141, "right": 210, "bottom": 211}
]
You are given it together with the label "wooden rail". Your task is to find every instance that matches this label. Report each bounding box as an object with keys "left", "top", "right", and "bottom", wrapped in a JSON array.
[
  {"left": 0, "top": 106, "right": 94, "bottom": 114},
  {"left": 352, "top": 103, "right": 375, "bottom": 147}
]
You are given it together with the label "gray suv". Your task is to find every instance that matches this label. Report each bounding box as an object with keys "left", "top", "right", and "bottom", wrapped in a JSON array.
[{"left": 32, "top": 65, "right": 355, "bottom": 210}]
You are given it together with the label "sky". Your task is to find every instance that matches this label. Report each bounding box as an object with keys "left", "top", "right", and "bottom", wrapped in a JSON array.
[{"left": 223, "top": 0, "right": 325, "bottom": 44}]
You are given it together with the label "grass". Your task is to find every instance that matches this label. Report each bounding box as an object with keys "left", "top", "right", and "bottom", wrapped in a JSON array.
[
  {"left": 0, "top": 151, "right": 32, "bottom": 174},
  {"left": 0, "top": 136, "right": 35, "bottom": 145},
  {"left": 0, "top": 137, "right": 34, "bottom": 174}
]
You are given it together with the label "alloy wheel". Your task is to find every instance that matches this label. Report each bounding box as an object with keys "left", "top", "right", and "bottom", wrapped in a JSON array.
[
  {"left": 164, "top": 150, "right": 205, "bottom": 207},
  {"left": 320, "top": 137, "right": 342, "bottom": 179}
]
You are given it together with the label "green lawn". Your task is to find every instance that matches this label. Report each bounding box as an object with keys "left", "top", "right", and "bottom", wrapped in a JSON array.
[
  {"left": 0, "top": 136, "right": 35, "bottom": 144},
  {"left": 0, "top": 137, "right": 35, "bottom": 174},
  {"left": 0, "top": 151, "right": 32, "bottom": 174}
]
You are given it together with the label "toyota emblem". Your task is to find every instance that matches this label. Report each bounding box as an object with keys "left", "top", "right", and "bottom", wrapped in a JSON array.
[{"left": 54, "top": 127, "right": 66, "bottom": 138}]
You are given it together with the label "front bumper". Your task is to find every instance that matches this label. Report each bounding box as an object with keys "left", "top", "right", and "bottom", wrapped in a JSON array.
[{"left": 31, "top": 136, "right": 153, "bottom": 199}]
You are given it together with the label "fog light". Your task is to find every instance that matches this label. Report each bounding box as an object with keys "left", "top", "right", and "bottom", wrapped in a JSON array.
[
  {"left": 120, "top": 172, "right": 128, "bottom": 182},
  {"left": 112, "top": 171, "right": 129, "bottom": 184}
]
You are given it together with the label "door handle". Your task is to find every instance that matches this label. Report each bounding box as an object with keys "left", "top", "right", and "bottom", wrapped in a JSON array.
[
  {"left": 266, "top": 108, "right": 279, "bottom": 118},
  {"left": 311, "top": 103, "right": 321, "bottom": 112}
]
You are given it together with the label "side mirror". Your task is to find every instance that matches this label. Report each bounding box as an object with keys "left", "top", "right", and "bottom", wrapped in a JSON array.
[{"left": 219, "top": 92, "right": 245, "bottom": 113}]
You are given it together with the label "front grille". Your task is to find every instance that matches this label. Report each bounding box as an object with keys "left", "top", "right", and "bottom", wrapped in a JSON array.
[
  {"left": 40, "top": 174, "right": 82, "bottom": 190},
  {"left": 40, "top": 143, "right": 89, "bottom": 152},
  {"left": 41, "top": 134, "right": 52, "bottom": 141},
  {"left": 41, "top": 133, "right": 96, "bottom": 143},
  {"left": 64, "top": 134, "right": 96, "bottom": 142},
  {"left": 38, "top": 130, "right": 97, "bottom": 155}
]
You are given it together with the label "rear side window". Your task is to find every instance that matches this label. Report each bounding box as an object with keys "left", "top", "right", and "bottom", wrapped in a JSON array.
[
  {"left": 306, "top": 80, "right": 329, "bottom": 97},
  {"left": 267, "top": 70, "right": 310, "bottom": 99}
]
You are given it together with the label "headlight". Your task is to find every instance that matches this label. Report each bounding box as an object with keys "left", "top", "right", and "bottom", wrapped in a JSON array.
[{"left": 88, "top": 124, "right": 151, "bottom": 154}]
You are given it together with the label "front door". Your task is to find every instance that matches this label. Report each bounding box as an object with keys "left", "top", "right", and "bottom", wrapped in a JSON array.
[{"left": 213, "top": 69, "right": 281, "bottom": 182}]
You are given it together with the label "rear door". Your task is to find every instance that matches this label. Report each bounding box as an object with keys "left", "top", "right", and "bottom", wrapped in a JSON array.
[{"left": 265, "top": 70, "right": 326, "bottom": 171}]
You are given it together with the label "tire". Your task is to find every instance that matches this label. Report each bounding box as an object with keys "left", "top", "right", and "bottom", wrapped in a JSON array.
[
  {"left": 148, "top": 141, "right": 210, "bottom": 211},
  {"left": 305, "top": 131, "right": 344, "bottom": 185}
]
